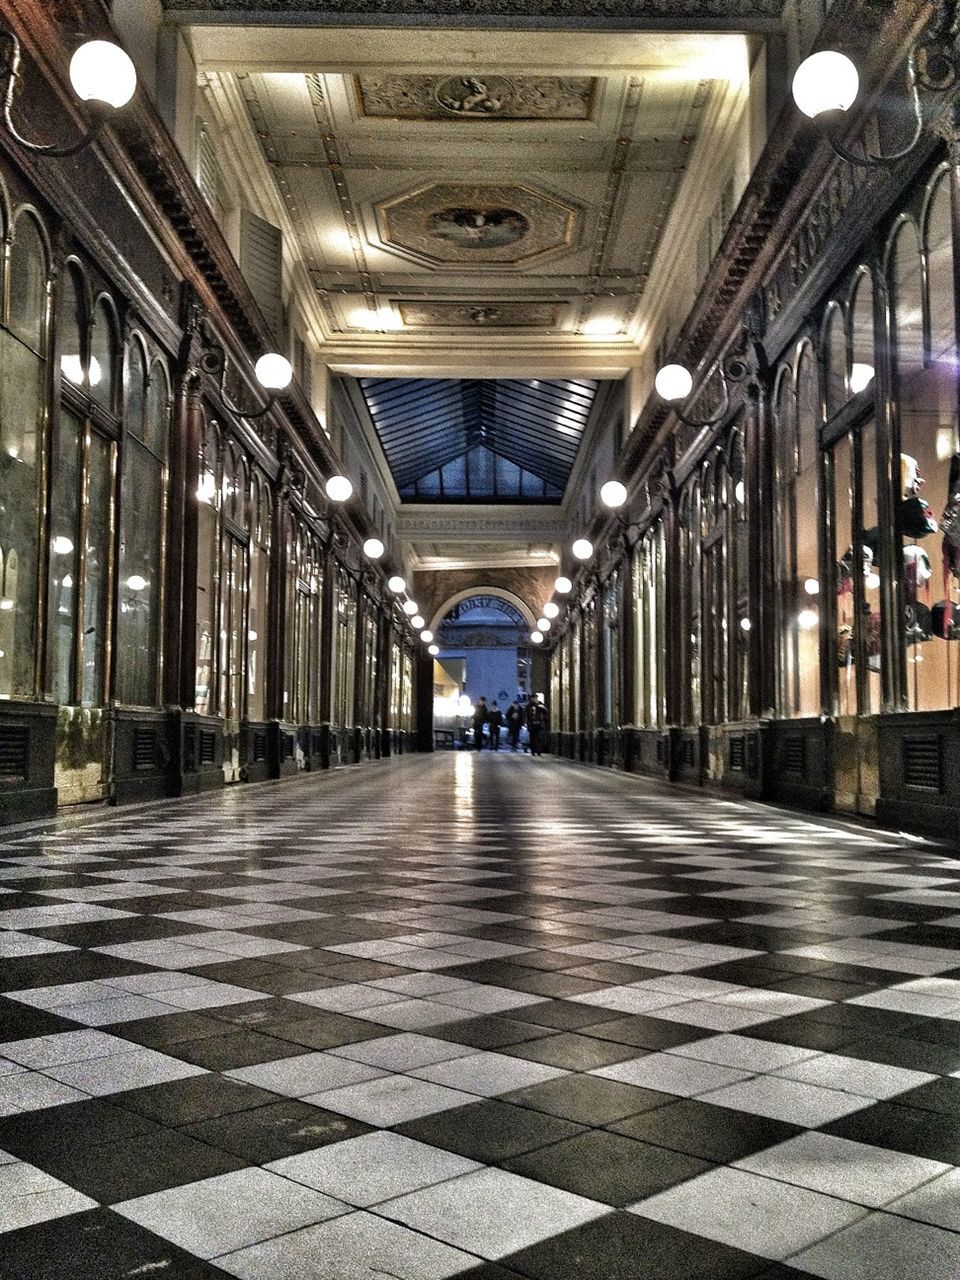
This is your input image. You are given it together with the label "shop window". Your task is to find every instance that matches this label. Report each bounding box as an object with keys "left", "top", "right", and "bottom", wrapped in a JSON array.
[
  {"left": 334, "top": 568, "right": 357, "bottom": 728},
  {"left": 730, "top": 433, "right": 750, "bottom": 720},
  {"left": 194, "top": 420, "right": 219, "bottom": 714},
  {"left": 117, "top": 346, "right": 167, "bottom": 707},
  {"left": 90, "top": 298, "right": 117, "bottom": 412},
  {"left": 679, "top": 485, "right": 701, "bottom": 725},
  {"left": 0, "top": 211, "right": 47, "bottom": 699},
  {"left": 634, "top": 522, "right": 665, "bottom": 728},
  {"left": 248, "top": 479, "right": 271, "bottom": 721},
  {"left": 894, "top": 181, "right": 959, "bottom": 710}
]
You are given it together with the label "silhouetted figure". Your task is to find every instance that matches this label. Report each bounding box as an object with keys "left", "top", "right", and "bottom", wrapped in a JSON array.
[
  {"left": 488, "top": 702, "right": 503, "bottom": 751},
  {"left": 473, "top": 696, "right": 488, "bottom": 751},
  {"left": 527, "top": 697, "right": 548, "bottom": 757},
  {"left": 506, "top": 700, "right": 524, "bottom": 751}
]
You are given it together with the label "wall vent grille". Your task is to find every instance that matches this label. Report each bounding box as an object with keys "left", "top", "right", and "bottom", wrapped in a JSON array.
[
  {"left": 133, "top": 726, "right": 157, "bottom": 772},
  {"left": 0, "top": 726, "right": 28, "bottom": 781},
  {"left": 903, "top": 735, "right": 942, "bottom": 792}
]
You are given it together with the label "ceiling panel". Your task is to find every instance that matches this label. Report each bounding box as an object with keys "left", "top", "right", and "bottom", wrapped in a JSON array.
[{"left": 357, "top": 375, "right": 599, "bottom": 502}]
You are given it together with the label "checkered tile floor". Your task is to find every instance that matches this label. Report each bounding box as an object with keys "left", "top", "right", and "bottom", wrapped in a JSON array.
[{"left": 2, "top": 754, "right": 960, "bottom": 1278}]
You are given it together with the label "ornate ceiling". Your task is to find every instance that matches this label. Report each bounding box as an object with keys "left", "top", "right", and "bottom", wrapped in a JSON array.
[{"left": 187, "top": 26, "right": 752, "bottom": 350}]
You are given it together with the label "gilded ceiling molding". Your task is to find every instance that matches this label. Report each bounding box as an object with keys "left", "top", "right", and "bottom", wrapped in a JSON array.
[{"left": 161, "top": 0, "right": 782, "bottom": 22}]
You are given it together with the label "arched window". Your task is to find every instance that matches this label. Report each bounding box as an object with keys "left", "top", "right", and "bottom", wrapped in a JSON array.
[
  {"left": 248, "top": 476, "right": 271, "bottom": 722},
  {"left": 0, "top": 208, "right": 46, "bottom": 699},
  {"left": 850, "top": 270, "right": 876, "bottom": 394}
]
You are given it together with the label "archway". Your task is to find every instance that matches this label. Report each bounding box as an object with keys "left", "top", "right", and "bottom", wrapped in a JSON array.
[{"left": 429, "top": 589, "right": 539, "bottom": 748}]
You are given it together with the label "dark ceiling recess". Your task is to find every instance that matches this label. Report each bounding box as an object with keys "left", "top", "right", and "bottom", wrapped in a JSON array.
[{"left": 357, "top": 376, "right": 599, "bottom": 502}]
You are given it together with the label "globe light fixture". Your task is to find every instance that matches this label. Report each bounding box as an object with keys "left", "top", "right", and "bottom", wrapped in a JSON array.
[
  {"left": 655, "top": 363, "right": 694, "bottom": 403},
  {"left": 537, "top": 618, "right": 551, "bottom": 632},
  {"left": 554, "top": 576, "right": 572, "bottom": 594},
  {"left": 0, "top": 36, "right": 139, "bottom": 159},
  {"left": 600, "top": 480, "right": 628, "bottom": 509},
  {"left": 421, "top": 630, "right": 434, "bottom": 643},
  {"left": 428, "top": 644, "right": 440, "bottom": 655},
  {"left": 125, "top": 575, "right": 147, "bottom": 592},
  {"left": 798, "top": 608, "right": 819, "bottom": 631},
  {"left": 69, "top": 40, "right": 138, "bottom": 110},
  {"left": 325, "top": 474, "right": 353, "bottom": 503},
  {"left": 851, "top": 362, "right": 875, "bottom": 393},
  {"left": 804, "top": 578, "right": 820, "bottom": 596},
  {"left": 866, "top": 571, "right": 881, "bottom": 591},
  {"left": 791, "top": 50, "right": 859, "bottom": 119},
  {"left": 402, "top": 599, "right": 419, "bottom": 616},
  {"left": 388, "top": 575, "right": 406, "bottom": 594},
  {"left": 530, "top": 631, "right": 544, "bottom": 644},
  {"left": 362, "top": 537, "right": 385, "bottom": 560},
  {"left": 254, "top": 353, "right": 293, "bottom": 391},
  {"left": 543, "top": 601, "right": 560, "bottom": 619},
  {"left": 411, "top": 615, "right": 425, "bottom": 630},
  {"left": 571, "top": 538, "right": 593, "bottom": 561},
  {"left": 740, "top": 617, "right": 752, "bottom": 632}
]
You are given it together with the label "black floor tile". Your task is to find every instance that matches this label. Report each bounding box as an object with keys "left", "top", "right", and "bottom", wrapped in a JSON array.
[
  {"left": 181, "top": 1098, "right": 370, "bottom": 1162},
  {"left": 103, "top": 1011, "right": 232, "bottom": 1050},
  {"left": 824, "top": 1099, "right": 960, "bottom": 1163},
  {"left": 31, "top": 1124, "right": 246, "bottom": 1202},
  {"left": 500, "top": 1211, "right": 768, "bottom": 1280},
  {"left": 506, "top": 1031, "right": 645, "bottom": 1071},
  {"left": 257, "top": 1011, "right": 389, "bottom": 1050},
  {"left": 884, "top": 1077, "right": 960, "bottom": 1116},
  {"left": 1, "top": 1209, "right": 237, "bottom": 1280},
  {"left": 579, "top": 1014, "right": 707, "bottom": 1050},
  {"left": 509, "top": 1000, "right": 616, "bottom": 1031},
  {"left": 426, "top": 1014, "right": 557, "bottom": 1048},
  {"left": 502, "top": 1072, "right": 675, "bottom": 1126},
  {"left": 0, "top": 1097, "right": 161, "bottom": 1164},
  {"left": 503, "top": 1128, "right": 710, "bottom": 1206},
  {"left": 395, "top": 1098, "right": 586, "bottom": 1162},
  {"left": 836, "top": 1032, "right": 960, "bottom": 1075},
  {"left": 610, "top": 1098, "right": 801, "bottom": 1164},
  {"left": 113, "top": 1072, "right": 281, "bottom": 1126},
  {"left": 170, "top": 1029, "right": 311, "bottom": 1070}
]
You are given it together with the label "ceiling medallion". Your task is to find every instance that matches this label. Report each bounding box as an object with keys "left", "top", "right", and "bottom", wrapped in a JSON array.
[
  {"left": 377, "top": 181, "right": 579, "bottom": 267},
  {"left": 428, "top": 207, "right": 530, "bottom": 250}
]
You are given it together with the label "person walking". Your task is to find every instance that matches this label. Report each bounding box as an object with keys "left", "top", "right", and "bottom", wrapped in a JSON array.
[
  {"left": 505, "top": 700, "right": 523, "bottom": 751},
  {"left": 488, "top": 701, "right": 503, "bottom": 751},
  {"left": 527, "top": 696, "right": 548, "bottom": 757},
  {"left": 472, "top": 696, "right": 488, "bottom": 751}
]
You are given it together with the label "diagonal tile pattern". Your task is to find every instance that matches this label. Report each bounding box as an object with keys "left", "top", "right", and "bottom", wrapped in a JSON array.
[{"left": 1, "top": 752, "right": 960, "bottom": 1278}]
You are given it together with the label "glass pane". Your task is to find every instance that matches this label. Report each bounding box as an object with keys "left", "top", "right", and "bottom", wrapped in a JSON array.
[
  {"left": 861, "top": 420, "right": 881, "bottom": 713},
  {"left": 248, "top": 535, "right": 268, "bottom": 721},
  {"left": 0, "top": 333, "right": 43, "bottom": 697},
  {"left": 195, "top": 503, "right": 217, "bottom": 715},
  {"left": 928, "top": 174, "right": 954, "bottom": 363},
  {"left": 125, "top": 342, "right": 147, "bottom": 442},
  {"left": 117, "top": 439, "right": 162, "bottom": 705},
  {"left": 48, "top": 411, "right": 81, "bottom": 703},
  {"left": 795, "top": 355, "right": 820, "bottom": 716},
  {"left": 8, "top": 214, "right": 46, "bottom": 351},
  {"left": 826, "top": 306, "right": 848, "bottom": 417},
  {"left": 833, "top": 437, "right": 856, "bottom": 716},
  {"left": 898, "top": 185, "right": 958, "bottom": 711},
  {"left": 851, "top": 272, "right": 876, "bottom": 395},
  {"left": 145, "top": 362, "right": 169, "bottom": 457},
  {"left": 59, "top": 268, "right": 85, "bottom": 389},
  {"left": 80, "top": 431, "right": 113, "bottom": 707},
  {"left": 90, "top": 300, "right": 116, "bottom": 412}
]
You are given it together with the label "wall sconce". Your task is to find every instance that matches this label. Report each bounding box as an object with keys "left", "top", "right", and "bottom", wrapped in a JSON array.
[
  {"left": 599, "top": 480, "right": 628, "bottom": 509},
  {"left": 362, "top": 537, "right": 384, "bottom": 560},
  {"left": 655, "top": 355, "right": 751, "bottom": 428},
  {"left": 199, "top": 324, "right": 293, "bottom": 421},
  {"left": 792, "top": 9, "right": 959, "bottom": 170},
  {"left": 324, "top": 474, "right": 353, "bottom": 503},
  {"left": 571, "top": 538, "right": 594, "bottom": 562},
  {"left": 0, "top": 34, "right": 137, "bottom": 157}
]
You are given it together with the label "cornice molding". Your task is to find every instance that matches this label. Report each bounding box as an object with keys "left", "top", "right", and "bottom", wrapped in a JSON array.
[{"left": 162, "top": 0, "right": 782, "bottom": 29}]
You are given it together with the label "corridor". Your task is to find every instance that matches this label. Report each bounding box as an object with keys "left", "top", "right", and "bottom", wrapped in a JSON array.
[{"left": 2, "top": 756, "right": 960, "bottom": 1279}]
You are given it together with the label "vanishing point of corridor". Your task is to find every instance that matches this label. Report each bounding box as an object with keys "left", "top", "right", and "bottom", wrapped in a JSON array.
[{"left": 2, "top": 757, "right": 960, "bottom": 1279}]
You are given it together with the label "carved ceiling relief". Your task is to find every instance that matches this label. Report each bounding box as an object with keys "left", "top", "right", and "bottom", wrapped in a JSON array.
[
  {"left": 356, "top": 75, "right": 596, "bottom": 121},
  {"left": 398, "top": 302, "right": 562, "bottom": 328}
]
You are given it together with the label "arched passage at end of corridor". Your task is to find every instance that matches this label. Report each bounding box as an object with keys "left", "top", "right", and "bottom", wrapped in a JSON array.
[{"left": 428, "top": 586, "right": 537, "bottom": 634}]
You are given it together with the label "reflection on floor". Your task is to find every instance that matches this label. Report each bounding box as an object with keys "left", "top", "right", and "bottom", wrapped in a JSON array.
[{"left": 2, "top": 753, "right": 960, "bottom": 1279}]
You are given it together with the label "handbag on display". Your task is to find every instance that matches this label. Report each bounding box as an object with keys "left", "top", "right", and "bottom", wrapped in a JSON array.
[
  {"left": 901, "top": 496, "right": 938, "bottom": 539},
  {"left": 932, "top": 600, "right": 960, "bottom": 640},
  {"left": 904, "top": 601, "right": 933, "bottom": 643}
]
